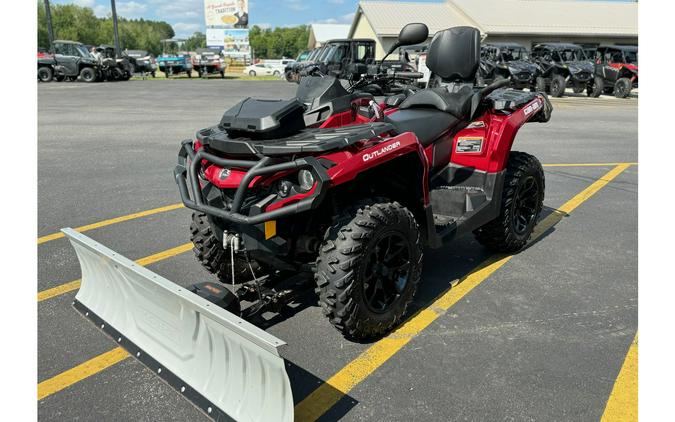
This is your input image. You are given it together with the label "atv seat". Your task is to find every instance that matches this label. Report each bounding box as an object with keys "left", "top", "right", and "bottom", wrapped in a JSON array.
[
  {"left": 384, "top": 109, "right": 461, "bottom": 147},
  {"left": 398, "top": 85, "right": 475, "bottom": 120}
]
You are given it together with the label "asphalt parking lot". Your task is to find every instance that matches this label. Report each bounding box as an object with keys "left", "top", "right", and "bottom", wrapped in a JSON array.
[{"left": 37, "top": 80, "right": 637, "bottom": 421}]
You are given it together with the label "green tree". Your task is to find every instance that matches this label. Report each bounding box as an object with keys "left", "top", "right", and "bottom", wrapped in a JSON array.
[
  {"left": 249, "top": 25, "right": 309, "bottom": 60},
  {"left": 184, "top": 32, "right": 206, "bottom": 52}
]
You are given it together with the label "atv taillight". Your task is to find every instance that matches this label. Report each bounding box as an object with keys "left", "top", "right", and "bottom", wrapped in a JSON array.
[{"left": 194, "top": 140, "right": 203, "bottom": 151}]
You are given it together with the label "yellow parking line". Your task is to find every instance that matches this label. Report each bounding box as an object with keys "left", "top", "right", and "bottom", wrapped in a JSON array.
[
  {"left": 37, "top": 203, "right": 184, "bottom": 245},
  {"left": 38, "top": 347, "right": 128, "bottom": 401},
  {"left": 295, "top": 163, "right": 631, "bottom": 421},
  {"left": 36, "top": 164, "right": 632, "bottom": 404},
  {"left": 599, "top": 333, "right": 638, "bottom": 422},
  {"left": 37, "top": 243, "right": 193, "bottom": 302},
  {"left": 543, "top": 162, "right": 637, "bottom": 167}
]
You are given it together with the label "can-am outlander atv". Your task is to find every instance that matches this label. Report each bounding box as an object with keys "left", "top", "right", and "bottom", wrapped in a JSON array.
[
  {"left": 176, "top": 24, "right": 551, "bottom": 340},
  {"left": 65, "top": 24, "right": 551, "bottom": 422}
]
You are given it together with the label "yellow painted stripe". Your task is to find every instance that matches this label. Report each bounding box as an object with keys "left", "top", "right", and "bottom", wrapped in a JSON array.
[
  {"left": 543, "top": 162, "right": 638, "bottom": 167},
  {"left": 36, "top": 164, "right": 632, "bottom": 404},
  {"left": 295, "top": 163, "right": 631, "bottom": 421},
  {"left": 37, "top": 203, "right": 184, "bottom": 245},
  {"left": 38, "top": 347, "right": 129, "bottom": 400},
  {"left": 600, "top": 333, "right": 638, "bottom": 422},
  {"left": 37, "top": 243, "right": 193, "bottom": 302}
]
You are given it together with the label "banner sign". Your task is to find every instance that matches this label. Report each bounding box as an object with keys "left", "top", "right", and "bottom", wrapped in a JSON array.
[
  {"left": 204, "top": 0, "right": 249, "bottom": 28},
  {"left": 206, "top": 28, "right": 250, "bottom": 58}
]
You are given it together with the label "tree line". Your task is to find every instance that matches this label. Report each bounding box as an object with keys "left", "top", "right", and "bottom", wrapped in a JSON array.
[
  {"left": 249, "top": 25, "right": 309, "bottom": 59},
  {"left": 37, "top": 3, "right": 310, "bottom": 59},
  {"left": 38, "top": 2, "right": 175, "bottom": 55}
]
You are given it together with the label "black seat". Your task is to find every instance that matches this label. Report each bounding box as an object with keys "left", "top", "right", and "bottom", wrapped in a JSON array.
[
  {"left": 384, "top": 109, "right": 460, "bottom": 147},
  {"left": 398, "top": 26, "right": 481, "bottom": 121},
  {"left": 398, "top": 85, "right": 475, "bottom": 120}
]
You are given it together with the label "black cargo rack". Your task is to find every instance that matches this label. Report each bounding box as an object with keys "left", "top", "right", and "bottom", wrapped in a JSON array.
[{"left": 197, "top": 122, "right": 393, "bottom": 157}]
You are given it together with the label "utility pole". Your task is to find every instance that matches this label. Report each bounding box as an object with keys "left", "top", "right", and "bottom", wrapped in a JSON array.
[
  {"left": 110, "top": 0, "right": 121, "bottom": 56},
  {"left": 44, "top": 0, "right": 55, "bottom": 51}
]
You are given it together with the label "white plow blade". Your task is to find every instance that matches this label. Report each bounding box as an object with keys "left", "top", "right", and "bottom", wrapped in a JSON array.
[{"left": 63, "top": 228, "right": 294, "bottom": 422}]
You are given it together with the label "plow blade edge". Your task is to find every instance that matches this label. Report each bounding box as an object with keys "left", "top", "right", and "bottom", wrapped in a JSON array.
[{"left": 63, "top": 228, "right": 293, "bottom": 422}]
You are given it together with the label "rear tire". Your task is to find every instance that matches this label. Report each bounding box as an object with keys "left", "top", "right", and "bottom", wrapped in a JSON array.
[
  {"left": 38, "top": 67, "right": 53, "bottom": 82},
  {"left": 614, "top": 77, "right": 632, "bottom": 98},
  {"left": 315, "top": 200, "right": 423, "bottom": 340},
  {"left": 473, "top": 152, "right": 545, "bottom": 253},
  {"left": 189, "top": 212, "right": 260, "bottom": 283},
  {"left": 249, "top": 70, "right": 256, "bottom": 76},
  {"left": 549, "top": 74, "right": 566, "bottom": 97}
]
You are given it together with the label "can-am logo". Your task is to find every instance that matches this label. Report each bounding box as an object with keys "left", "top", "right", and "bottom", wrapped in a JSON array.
[{"left": 362, "top": 141, "right": 401, "bottom": 162}]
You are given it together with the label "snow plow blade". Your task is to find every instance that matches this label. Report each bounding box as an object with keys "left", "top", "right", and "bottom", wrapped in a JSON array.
[{"left": 63, "top": 228, "right": 294, "bottom": 422}]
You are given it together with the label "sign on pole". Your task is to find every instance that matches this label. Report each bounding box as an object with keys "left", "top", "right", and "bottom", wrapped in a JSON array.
[{"left": 204, "top": 0, "right": 249, "bottom": 28}]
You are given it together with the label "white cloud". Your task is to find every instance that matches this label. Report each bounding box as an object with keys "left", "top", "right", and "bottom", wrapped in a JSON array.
[
  {"left": 117, "top": 1, "right": 148, "bottom": 17},
  {"left": 287, "top": 0, "right": 309, "bottom": 11},
  {"left": 328, "top": 0, "right": 345, "bottom": 3},
  {"left": 256, "top": 23, "right": 272, "bottom": 30},
  {"left": 173, "top": 22, "right": 202, "bottom": 36},
  {"left": 311, "top": 12, "right": 355, "bottom": 25}
]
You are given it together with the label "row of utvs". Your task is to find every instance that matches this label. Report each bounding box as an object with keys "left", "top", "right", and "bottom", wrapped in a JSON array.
[
  {"left": 288, "top": 40, "right": 637, "bottom": 99},
  {"left": 37, "top": 40, "right": 228, "bottom": 82}
]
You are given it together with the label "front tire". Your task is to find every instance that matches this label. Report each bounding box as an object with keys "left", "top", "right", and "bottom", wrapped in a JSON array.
[
  {"left": 535, "top": 76, "right": 547, "bottom": 93},
  {"left": 315, "top": 200, "right": 423, "bottom": 340},
  {"left": 79, "top": 67, "right": 96, "bottom": 83},
  {"left": 189, "top": 212, "right": 260, "bottom": 283},
  {"left": 549, "top": 74, "right": 566, "bottom": 97},
  {"left": 473, "top": 152, "right": 545, "bottom": 253},
  {"left": 589, "top": 76, "right": 603, "bottom": 97}
]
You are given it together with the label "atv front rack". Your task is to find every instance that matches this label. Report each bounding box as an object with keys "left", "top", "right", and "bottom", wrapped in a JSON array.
[
  {"left": 174, "top": 140, "right": 331, "bottom": 224},
  {"left": 175, "top": 122, "right": 394, "bottom": 224}
]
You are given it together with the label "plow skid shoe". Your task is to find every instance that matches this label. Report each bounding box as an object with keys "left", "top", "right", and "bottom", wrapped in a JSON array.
[{"left": 62, "top": 228, "right": 293, "bottom": 422}]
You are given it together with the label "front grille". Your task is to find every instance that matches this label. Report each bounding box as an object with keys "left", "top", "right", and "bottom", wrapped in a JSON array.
[
  {"left": 516, "top": 72, "right": 531, "bottom": 81},
  {"left": 575, "top": 72, "right": 591, "bottom": 81}
]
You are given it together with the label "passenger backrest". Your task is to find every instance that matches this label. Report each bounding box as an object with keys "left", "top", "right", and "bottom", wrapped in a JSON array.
[{"left": 426, "top": 26, "right": 481, "bottom": 83}]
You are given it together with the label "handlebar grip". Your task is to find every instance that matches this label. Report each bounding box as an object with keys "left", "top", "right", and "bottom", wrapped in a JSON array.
[{"left": 392, "top": 71, "right": 424, "bottom": 79}]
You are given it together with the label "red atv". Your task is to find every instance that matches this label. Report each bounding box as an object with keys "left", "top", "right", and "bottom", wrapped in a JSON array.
[
  {"left": 174, "top": 25, "right": 552, "bottom": 340},
  {"left": 589, "top": 45, "right": 638, "bottom": 98}
]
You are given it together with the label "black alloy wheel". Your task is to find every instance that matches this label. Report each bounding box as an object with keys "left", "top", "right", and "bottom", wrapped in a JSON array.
[
  {"left": 512, "top": 175, "right": 540, "bottom": 235},
  {"left": 362, "top": 232, "right": 412, "bottom": 314}
]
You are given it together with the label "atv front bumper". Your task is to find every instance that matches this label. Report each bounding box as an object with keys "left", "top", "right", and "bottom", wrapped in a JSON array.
[{"left": 174, "top": 140, "right": 330, "bottom": 225}]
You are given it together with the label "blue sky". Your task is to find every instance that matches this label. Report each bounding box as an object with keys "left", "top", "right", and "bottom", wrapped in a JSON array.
[
  {"left": 50, "top": 0, "right": 634, "bottom": 38},
  {"left": 50, "top": 0, "right": 444, "bottom": 38}
]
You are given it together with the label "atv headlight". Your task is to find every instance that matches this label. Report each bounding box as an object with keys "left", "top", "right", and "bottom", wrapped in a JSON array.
[{"left": 298, "top": 169, "right": 315, "bottom": 192}]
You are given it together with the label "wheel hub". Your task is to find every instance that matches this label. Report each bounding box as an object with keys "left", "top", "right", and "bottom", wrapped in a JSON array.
[
  {"left": 362, "top": 232, "right": 411, "bottom": 314},
  {"left": 512, "top": 175, "right": 540, "bottom": 235}
]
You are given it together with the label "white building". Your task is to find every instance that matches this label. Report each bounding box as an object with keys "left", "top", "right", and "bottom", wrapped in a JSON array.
[
  {"left": 349, "top": 0, "right": 638, "bottom": 59},
  {"left": 307, "top": 24, "right": 351, "bottom": 49}
]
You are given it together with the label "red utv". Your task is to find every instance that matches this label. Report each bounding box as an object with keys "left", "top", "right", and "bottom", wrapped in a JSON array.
[
  {"left": 589, "top": 45, "right": 638, "bottom": 98},
  {"left": 174, "top": 25, "right": 552, "bottom": 340}
]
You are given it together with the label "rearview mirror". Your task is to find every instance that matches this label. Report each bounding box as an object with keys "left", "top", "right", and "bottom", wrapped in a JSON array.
[{"left": 388, "top": 23, "right": 429, "bottom": 54}]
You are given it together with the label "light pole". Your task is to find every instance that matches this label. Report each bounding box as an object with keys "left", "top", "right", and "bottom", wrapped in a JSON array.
[
  {"left": 111, "top": 0, "right": 121, "bottom": 56},
  {"left": 44, "top": 0, "right": 55, "bottom": 51}
]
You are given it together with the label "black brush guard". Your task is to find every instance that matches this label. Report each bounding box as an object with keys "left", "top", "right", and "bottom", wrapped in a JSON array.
[{"left": 174, "top": 139, "right": 331, "bottom": 225}]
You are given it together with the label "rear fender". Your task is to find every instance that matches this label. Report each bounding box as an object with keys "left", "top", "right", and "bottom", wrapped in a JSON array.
[{"left": 449, "top": 95, "right": 547, "bottom": 173}]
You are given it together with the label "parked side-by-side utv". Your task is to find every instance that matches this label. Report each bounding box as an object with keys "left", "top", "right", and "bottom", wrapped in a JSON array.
[
  {"left": 39, "top": 40, "right": 99, "bottom": 82},
  {"left": 531, "top": 43, "right": 594, "bottom": 97},
  {"left": 192, "top": 48, "right": 227, "bottom": 78},
  {"left": 477, "top": 43, "right": 538, "bottom": 90},
  {"left": 588, "top": 45, "right": 638, "bottom": 98},
  {"left": 65, "top": 23, "right": 552, "bottom": 422}
]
